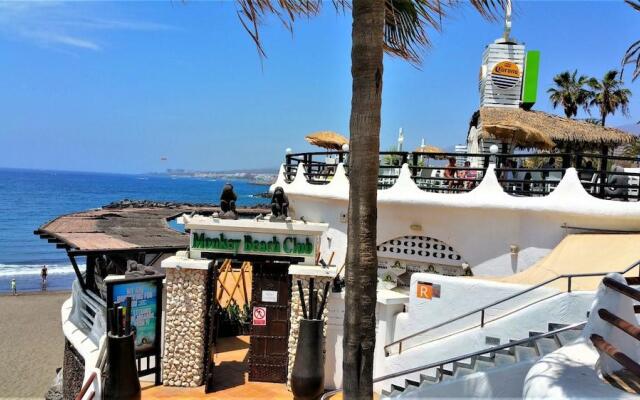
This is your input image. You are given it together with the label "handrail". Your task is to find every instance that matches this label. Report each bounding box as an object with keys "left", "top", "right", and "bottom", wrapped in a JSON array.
[
  {"left": 598, "top": 309, "right": 640, "bottom": 341},
  {"left": 384, "top": 260, "right": 640, "bottom": 356},
  {"left": 602, "top": 277, "right": 640, "bottom": 302},
  {"left": 321, "top": 322, "right": 586, "bottom": 400},
  {"left": 75, "top": 371, "right": 97, "bottom": 400},
  {"left": 590, "top": 334, "right": 640, "bottom": 378}
]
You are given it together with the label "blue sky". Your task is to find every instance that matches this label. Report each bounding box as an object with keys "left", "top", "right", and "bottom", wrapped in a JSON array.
[{"left": 0, "top": 1, "right": 638, "bottom": 174}]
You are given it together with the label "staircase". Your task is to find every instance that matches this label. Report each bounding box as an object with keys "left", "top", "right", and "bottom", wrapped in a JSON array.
[{"left": 381, "top": 322, "right": 584, "bottom": 398}]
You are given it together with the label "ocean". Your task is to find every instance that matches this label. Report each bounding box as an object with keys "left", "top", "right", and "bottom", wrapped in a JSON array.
[{"left": 0, "top": 168, "right": 267, "bottom": 293}]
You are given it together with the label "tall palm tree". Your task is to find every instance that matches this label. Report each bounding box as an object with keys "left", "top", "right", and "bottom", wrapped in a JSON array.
[
  {"left": 587, "top": 70, "right": 632, "bottom": 126},
  {"left": 547, "top": 70, "right": 592, "bottom": 118},
  {"left": 235, "top": 1, "right": 503, "bottom": 398},
  {"left": 622, "top": 0, "right": 640, "bottom": 81}
]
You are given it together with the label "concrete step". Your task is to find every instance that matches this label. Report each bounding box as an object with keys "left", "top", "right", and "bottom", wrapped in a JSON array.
[
  {"left": 453, "top": 365, "right": 476, "bottom": 378},
  {"left": 556, "top": 329, "right": 582, "bottom": 346},
  {"left": 515, "top": 344, "right": 539, "bottom": 362},
  {"left": 473, "top": 359, "right": 496, "bottom": 372},
  {"left": 535, "top": 337, "right": 559, "bottom": 356},
  {"left": 492, "top": 352, "right": 517, "bottom": 367}
]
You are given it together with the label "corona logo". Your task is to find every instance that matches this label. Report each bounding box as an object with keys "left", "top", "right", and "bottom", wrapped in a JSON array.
[{"left": 491, "top": 61, "right": 521, "bottom": 90}]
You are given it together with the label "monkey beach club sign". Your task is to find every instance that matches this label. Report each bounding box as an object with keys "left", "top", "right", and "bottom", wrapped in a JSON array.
[
  {"left": 183, "top": 216, "right": 328, "bottom": 262},
  {"left": 192, "top": 232, "right": 314, "bottom": 256}
]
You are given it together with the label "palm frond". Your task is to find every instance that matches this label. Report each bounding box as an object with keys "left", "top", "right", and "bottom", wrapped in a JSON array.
[
  {"left": 622, "top": 39, "right": 640, "bottom": 81},
  {"left": 625, "top": 0, "right": 640, "bottom": 12},
  {"left": 621, "top": 1, "right": 640, "bottom": 80},
  {"left": 236, "top": 0, "right": 322, "bottom": 58},
  {"left": 237, "top": 0, "right": 504, "bottom": 65},
  {"left": 383, "top": 0, "right": 504, "bottom": 65}
]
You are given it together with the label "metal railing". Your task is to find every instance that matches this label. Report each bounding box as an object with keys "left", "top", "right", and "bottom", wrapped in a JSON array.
[
  {"left": 284, "top": 151, "right": 640, "bottom": 201},
  {"left": 321, "top": 321, "right": 586, "bottom": 400},
  {"left": 74, "top": 371, "right": 97, "bottom": 400},
  {"left": 591, "top": 277, "right": 640, "bottom": 379},
  {"left": 384, "top": 261, "right": 640, "bottom": 356}
]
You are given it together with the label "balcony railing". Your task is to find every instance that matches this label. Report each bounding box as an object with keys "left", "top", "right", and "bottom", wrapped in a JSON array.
[{"left": 284, "top": 151, "right": 640, "bottom": 201}]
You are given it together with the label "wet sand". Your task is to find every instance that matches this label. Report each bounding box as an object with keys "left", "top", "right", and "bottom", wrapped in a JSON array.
[{"left": 0, "top": 291, "right": 69, "bottom": 399}]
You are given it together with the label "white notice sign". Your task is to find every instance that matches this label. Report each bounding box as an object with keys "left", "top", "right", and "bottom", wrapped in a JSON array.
[{"left": 261, "top": 290, "right": 278, "bottom": 303}]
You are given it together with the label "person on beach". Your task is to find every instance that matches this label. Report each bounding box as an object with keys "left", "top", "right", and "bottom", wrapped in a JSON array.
[
  {"left": 41, "top": 265, "right": 48, "bottom": 291},
  {"left": 10, "top": 278, "right": 16, "bottom": 295}
]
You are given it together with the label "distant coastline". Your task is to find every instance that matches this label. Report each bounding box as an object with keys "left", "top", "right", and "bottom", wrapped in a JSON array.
[{"left": 151, "top": 167, "right": 278, "bottom": 186}]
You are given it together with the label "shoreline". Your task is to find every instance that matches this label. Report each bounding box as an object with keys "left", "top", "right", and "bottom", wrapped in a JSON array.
[{"left": 0, "top": 289, "right": 71, "bottom": 297}]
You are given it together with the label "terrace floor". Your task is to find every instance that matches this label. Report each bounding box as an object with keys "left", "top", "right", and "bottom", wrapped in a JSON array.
[{"left": 142, "top": 335, "right": 292, "bottom": 400}]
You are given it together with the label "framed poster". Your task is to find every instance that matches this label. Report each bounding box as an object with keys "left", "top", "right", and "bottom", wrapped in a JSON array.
[{"left": 106, "top": 275, "right": 164, "bottom": 355}]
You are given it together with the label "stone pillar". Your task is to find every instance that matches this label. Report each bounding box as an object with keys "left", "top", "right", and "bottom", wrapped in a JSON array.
[
  {"left": 162, "top": 268, "right": 208, "bottom": 387},
  {"left": 287, "top": 273, "right": 333, "bottom": 388}
]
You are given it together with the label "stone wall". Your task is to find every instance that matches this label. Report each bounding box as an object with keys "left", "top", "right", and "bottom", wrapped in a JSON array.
[
  {"left": 162, "top": 268, "right": 208, "bottom": 387},
  {"left": 287, "top": 274, "right": 332, "bottom": 388},
  {"left": 62, "top": 339, "right": 84, "bottom": 400}
]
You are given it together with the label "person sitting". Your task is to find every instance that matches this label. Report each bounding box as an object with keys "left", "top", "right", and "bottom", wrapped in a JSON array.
[
  {"left": 523, "top": 172, "right": 532, "bottom": 194},
  {"left": 444, "top": 157, "right": 458, "bottom": 189},
  {"left": 501, "top": 160, "right": 516, "bottom": 189},
  {"left": 463, "top": 161, "right": 478, "bottom": 190},
  {"left": 605, "top": 165, "right": 628, "bottom": 200},
  {"left": 542, "top": 157, "right": 556, "bottom": 179}
]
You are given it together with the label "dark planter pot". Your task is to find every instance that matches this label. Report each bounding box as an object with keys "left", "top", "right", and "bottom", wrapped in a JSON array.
[
  {"left": 291, "top": 319, "right": 324, "bottom": 400},
  {"left": 104, "top": 333, "right": 141, "bottom": 400}
]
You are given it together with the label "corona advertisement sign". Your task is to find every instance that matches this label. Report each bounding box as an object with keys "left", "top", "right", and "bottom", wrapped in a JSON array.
[{"left": 491, "top": 61, "right": 521, "bottom": 90}]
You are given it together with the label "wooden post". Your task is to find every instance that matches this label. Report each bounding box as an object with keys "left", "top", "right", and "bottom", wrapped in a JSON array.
[
  {"left": 67, "top": 253, "right": 87, "bottom": 292},
  {"left": 411, "top": 153, "right": 419, "bottom": 179},
  {"left": 598, "top": 148, "right": 609, "bottom": 199}
]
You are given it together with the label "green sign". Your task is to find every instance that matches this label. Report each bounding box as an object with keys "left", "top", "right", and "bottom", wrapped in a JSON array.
[
  {"left": 522, "top": 50, "right": 540, "bottom": 108},
  {"left": 192, "top": 232, "right": 314, "bottom": 256}
]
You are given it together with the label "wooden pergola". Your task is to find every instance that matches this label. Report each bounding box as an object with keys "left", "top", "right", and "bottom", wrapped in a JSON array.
[{"left": 34, "top": 204, "right": 269, "bottom": 293}]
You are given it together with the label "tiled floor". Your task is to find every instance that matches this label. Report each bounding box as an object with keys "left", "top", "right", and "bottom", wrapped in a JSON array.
[{"left": 142, "top": 336, "right": 293, "bottom": 399}]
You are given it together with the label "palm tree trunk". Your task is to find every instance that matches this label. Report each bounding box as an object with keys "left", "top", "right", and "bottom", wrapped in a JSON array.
[
  {"left": 601, "top": 113, "right": 607, "bottom": 126},
  {"left": 343, "top": 0, "right": 384, "bottom": 399}
]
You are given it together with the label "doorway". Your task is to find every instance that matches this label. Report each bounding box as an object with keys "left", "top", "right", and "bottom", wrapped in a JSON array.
[{"left": 204, "top": 257, "right": 292, "bottom": 393}]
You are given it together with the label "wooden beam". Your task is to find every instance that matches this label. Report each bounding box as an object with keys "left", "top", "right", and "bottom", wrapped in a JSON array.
[{"left": 67, "top": 252, "right": 87, "bottom": 292}]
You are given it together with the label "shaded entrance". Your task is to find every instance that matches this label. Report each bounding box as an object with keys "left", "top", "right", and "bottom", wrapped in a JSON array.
[{"left": 203, "top": 255, "right": 295, "bottom": 393}]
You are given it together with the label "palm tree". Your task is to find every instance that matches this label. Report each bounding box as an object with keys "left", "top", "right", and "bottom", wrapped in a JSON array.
[
  {"left": 622, "top": 0, "right": 640, "bottom": 81},
  {"left": 235, "top": 1, "right": 503, "bottom": 398},
  {"left": 547, "top": 70, "right": 592, "bottom": 118},
  {"left": 587, "top": 70, "right": 632, "bottom": 126}
]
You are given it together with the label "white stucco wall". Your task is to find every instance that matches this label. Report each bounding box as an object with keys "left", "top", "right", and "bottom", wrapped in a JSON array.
[
  {"left": 376, "top": 273, "right": 593, "bottom": 392},
  {"left": 271, "top": 163, "right": 640, "bottom": 277}
]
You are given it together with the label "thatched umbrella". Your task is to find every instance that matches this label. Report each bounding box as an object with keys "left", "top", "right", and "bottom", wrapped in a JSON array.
[
  {"left": 305, "top": 131, "right": 349, "bottom": 150},
  {"left": 414, "top": 144, "right": 444, "bottom": 154},
  {"left": 482, "top": 121, "right": 555, "bottom": 150}
]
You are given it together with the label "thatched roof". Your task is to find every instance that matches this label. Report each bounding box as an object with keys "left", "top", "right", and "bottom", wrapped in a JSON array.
[
  {"left": 479, "top": 107, "right": 635, "bottom": 148},
  {"left": 35, "top": 204, "right": 269, "bottom": 254},
  {"left": 305, "top": 131, "right": 349, "bottom": 150}
]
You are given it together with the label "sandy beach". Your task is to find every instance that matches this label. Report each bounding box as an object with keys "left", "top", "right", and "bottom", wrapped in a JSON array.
[{"left": 0, "top": 291, "right": 68, "bottom": 399}]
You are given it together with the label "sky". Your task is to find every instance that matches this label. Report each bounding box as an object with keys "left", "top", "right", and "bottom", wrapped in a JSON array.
[{"left": 0, "top": 0, "right": 639, "bottom": 174}]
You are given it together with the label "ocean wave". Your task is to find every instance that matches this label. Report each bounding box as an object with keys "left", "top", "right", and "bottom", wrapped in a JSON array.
[{"left": 0, "top": 263, "right": 85, "bottom": 277}]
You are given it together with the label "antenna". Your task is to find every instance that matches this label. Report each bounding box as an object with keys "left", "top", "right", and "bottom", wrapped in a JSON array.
[{"left": 503, "top": 0, "right": 512, "bottom": 42}]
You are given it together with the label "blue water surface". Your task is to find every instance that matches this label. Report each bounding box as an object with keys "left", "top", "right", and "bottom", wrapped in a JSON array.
[{"left": 0, "top": 168, "right": 266, "bottom": 293}]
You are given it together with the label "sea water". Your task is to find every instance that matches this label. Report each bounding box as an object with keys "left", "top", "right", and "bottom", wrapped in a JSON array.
[{"left": 0, "top": 168, "right": 266, "bottom": 293}]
